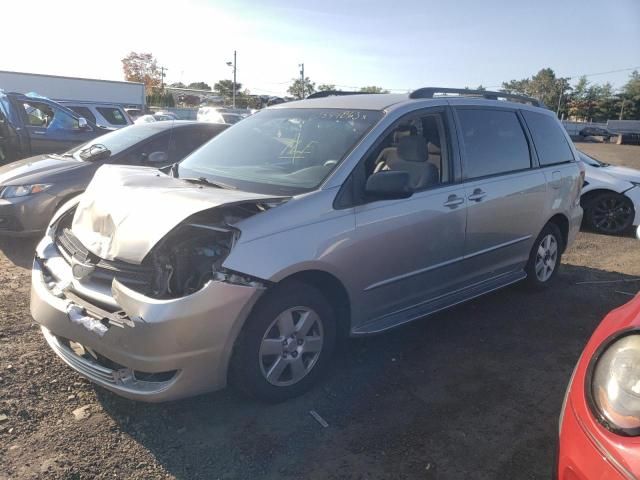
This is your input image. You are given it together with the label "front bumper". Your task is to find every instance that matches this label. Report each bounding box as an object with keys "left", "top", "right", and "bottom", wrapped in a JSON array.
[
  {"left": 0, "top": 192, "right": 58, "bottom": 235},
  {"left": 557, "top": 400, "right": 629, "bottom": 480},
  {"left": 30, "top": 235, "right": 264, "bottom": 402},
  {"left": 624, "top": 186, "right": 640, "bottom": 226}
]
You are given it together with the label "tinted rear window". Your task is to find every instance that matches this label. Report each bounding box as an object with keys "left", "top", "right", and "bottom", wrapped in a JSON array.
[
  {"left": 96, "top": 107, "right": 128, "bottom": 125},
  {"left": 68, "top": 106, "right": 96, "bottom": 124},
  {"left": 457, "top": 109, "right": 531, "bottom": 179},
  {"left": 522, "top": 111, "right": 574, "bottom": 166}
]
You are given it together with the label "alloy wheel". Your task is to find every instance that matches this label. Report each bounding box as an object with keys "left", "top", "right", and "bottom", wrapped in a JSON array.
[
  {"left": 535, "top": 234, "right": 558, "bottom": 282},
  {"left": 592, "top": 196, "right": 633, "bottom": 234},
  {"left": 259, "top": 307, "right": 324, "bottom": 387}
]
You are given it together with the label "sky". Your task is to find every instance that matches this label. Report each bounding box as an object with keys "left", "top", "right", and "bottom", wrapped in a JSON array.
[{"left": 2, "top": 0, "right": 639, "bottom": 96}]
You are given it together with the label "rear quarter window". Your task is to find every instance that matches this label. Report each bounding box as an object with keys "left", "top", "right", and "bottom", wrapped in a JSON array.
[{"left": 522, "top": 110, "right": 574, "bottom": 166}]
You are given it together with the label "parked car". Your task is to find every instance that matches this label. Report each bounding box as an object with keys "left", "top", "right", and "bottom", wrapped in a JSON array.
[
  {"left": 197, "top": 106, "right": 250, "bottom": 124},
  {"left": 0, "top": 91, "right": 110, "bottom": 163},
  {"left": 556, "top": 293, "right": 640, "bottom": 479},
  {"left": 31, "top": 88, "right": 583, "bottom": 402},
  {"left": 134, "top": 114, "right": 157, "bottom": 124},
  {"left": 579, "top": 126, "right": 617, "bottom": 141},
  {"left": 579, "top": 151, "right": 640, "bottom": 234},
  {"left": 0, "top": 121, "right": 227, "bottom": 235},
  {"left": 124, "top": 108, "right": 143, "bottom": 121},
  {"left": 59, "top": 102, "right": 133, "bottom": 129}
]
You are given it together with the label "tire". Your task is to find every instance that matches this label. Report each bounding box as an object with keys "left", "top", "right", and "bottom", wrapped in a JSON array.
[
  {"left": 524, "top": 223, "right": 563, "bottom": 289},
  {"left": 584, "top": 192, "right": 634, "bottom": 235},
  {"left": 230, "top": 281, "right": 337, "bottom": 402}
]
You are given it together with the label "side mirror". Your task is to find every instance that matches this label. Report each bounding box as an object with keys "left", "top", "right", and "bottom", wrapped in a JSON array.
[
  {"left": 77, "top": 117, "right": 91, "bottom": 131},
  {"left": 365, "top": 171, "right": 413, "bottom": 200},
  {"left": 147, "top": 151, "right": 169, "bottom": 163}
]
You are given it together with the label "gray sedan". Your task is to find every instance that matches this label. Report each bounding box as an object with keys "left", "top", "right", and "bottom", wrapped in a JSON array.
[{"left": 0, "top": 121, "right": 227, "bottom": 235}]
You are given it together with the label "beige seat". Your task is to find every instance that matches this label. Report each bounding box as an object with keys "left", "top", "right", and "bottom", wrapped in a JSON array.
[{"left": 386, "top": 136, "right": 439, "bottom": 190}]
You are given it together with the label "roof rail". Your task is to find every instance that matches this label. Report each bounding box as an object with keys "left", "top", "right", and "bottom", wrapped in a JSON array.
[
  {"left": 306, "top": 90, "right": 371, "bottom": 99},
  {"left": 409, "top": 87, "right": 542, "bottom": 107}
]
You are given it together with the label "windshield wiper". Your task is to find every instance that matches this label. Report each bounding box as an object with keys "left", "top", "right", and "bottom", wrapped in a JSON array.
[{"left": 181, "top": 177, "right": 236, "bottom": 190}]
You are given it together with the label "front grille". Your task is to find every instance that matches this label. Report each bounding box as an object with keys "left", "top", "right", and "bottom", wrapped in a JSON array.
[{"left": 54, "top": 227, "right": 153, "bottom": 288}]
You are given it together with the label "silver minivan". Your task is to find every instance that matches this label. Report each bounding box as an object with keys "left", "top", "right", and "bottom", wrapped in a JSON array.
[{"left": 31, "top": 89, "right": 584, "bottom": 402}]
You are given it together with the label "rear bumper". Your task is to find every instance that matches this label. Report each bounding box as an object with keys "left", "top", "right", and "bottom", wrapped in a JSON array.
[
  {"left": 566, "top": 205, "right": 582, "bottom": 250},
  {"left": 0, "top": 192, "right": 57, "bottom": 235},
  {"left": 30, "top": 235, "right": 264, "bottom": 402}
]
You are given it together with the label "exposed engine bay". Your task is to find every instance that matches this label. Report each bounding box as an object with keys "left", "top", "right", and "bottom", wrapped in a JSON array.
[
  {"left": 52, "top": 199, "right": 279, "bottom": 302},
  {"left": 144, "top": 203, "right": 269, "bottom": 298}
]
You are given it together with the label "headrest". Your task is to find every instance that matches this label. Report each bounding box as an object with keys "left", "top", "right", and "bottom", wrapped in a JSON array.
[{"left": 398, "top": 136, "right": 427, "bottom": 163}]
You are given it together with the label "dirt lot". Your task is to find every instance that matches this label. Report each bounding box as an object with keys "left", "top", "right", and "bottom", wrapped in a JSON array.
[{"left": 1, "top": 143, "right": 639, "bottom": 480}]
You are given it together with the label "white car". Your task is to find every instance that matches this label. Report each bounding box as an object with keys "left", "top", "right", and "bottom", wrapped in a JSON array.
[{"left": 579, "top": 151, "right": 640, "bottom": 235}]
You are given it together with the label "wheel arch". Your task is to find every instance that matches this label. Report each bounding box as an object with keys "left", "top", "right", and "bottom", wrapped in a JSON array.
[
  {"left": 275, "top": 269, "right": 352, "bottom": 339},
  {"left": 580, "top": 188, "right": 625, "bottom": 209},
  {"left": 546, "top": 213, "right": 569, "bottom": 252}
]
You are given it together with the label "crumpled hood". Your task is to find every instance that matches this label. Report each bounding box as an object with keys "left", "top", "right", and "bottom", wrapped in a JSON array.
[
  {"left": 0, "top": 154, "right": 84, "bottom": 185},
  {"left": 71, "top": 164, "right": 277, "bottom": 264}
]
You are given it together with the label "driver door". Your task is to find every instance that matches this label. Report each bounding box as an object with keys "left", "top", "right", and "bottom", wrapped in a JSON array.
[{"left": 20, "top": 100, "right": 86, "bottom": 154}]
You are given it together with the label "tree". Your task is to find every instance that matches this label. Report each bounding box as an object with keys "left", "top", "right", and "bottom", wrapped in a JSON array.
[
  {"left": 214, "top": 79, "right": 242, "bottom": 97},
  {"left": 359, "top": 86, "right": 389, "bottom": 93},
  {"left": 121, "top": 52, "right": 161, "bottom": 92},
  {"left": 170, "top": 82, "right": 186, "bottom": 88},
  {"left": 318, "top": 84, "right": 336, "bottom": 92},
  {"left": 502, "top": 68, "right": 570, "bottom": 115},
  {"left": 188, "top": 82, "right": 211, "bottom": 91},
  {"left": 620, "top": 70, "right": 640, "bottom": 119},
  {"left": 287, "top": 77, "right": 316, "bottom": 99}
]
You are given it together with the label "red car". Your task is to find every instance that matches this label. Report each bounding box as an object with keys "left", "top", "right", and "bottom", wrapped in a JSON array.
[{"left": 557, "top": 293, "right": 640, "bottom": 479}]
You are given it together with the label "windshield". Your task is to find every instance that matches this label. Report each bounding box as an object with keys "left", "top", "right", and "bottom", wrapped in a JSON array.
[
  {"left": 65, "top": 124, "right": 165, "bottom": 161},
  {"left": 179, "top": 108, "right": 383, "bottom": 195},
  {"left": 578, "top": 151, "right": 607, "bottom": 167}
]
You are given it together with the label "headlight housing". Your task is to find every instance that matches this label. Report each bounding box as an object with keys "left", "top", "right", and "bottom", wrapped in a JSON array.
[
  {"left": 589, "top": 331, "right": 640, "bottom": 436},
  {"left": 1, "top": 184, "right": 52, "bottom": 198}
]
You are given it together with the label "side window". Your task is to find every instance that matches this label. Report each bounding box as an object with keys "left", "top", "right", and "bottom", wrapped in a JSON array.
[
  {"left": 366, "top": 112, "right": 450, "bottom": 191},
  {"left": 119, "top": 133, "right": 171, "bottom": 165},
  {"left": 22, "top": 101, "right": 78, "bottom": 131},
  {"left": 96, "top": 107, "right": 128, "bottom": 126},
  {"left": 168, "top": 128, "right": 215, "bottom": 161},
  {"left": 521, "top": 111, "right": 574, "bottom": 166},
  {"left": 69, "top": 106, "right": 97, "bottom": 124},
  {"left": 456, "top": 109, "right": 531, "bottom": 179}
]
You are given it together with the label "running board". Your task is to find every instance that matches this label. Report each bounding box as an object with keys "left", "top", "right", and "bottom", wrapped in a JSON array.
[{"left": 352, "top": 270, "right": 526, "bottom": 335}]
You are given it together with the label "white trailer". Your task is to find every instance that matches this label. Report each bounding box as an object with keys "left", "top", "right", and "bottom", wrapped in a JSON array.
[{"left": 0, "top": 70, "right": 145, "bottom": 108}]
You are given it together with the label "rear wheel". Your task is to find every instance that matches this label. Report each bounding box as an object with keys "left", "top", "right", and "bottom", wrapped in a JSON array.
[
  {"left": 230, "top": 281, "right": 337, "bottom": 402},
  {"left": 524, "top": 223, "right": 563, "bottom": 289},
  {"left": 584, "top": 192, "right": 634, "bottom": 235}
]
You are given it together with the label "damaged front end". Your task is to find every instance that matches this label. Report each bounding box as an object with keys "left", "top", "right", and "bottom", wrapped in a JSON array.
[
  {"left": 30, "top": 178, "right": 284, "bottom": 400},
  {"left": 144, "top": 203, "right": 268, "bottom": 299}
]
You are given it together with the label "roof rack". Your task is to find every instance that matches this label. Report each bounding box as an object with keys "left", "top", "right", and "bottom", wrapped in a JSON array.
[
  {"left": 306, "top": 90, "right": 371, "bottom": 99},
  {"left": 409, "top": 87, "right": 542, "bottom": 107}
]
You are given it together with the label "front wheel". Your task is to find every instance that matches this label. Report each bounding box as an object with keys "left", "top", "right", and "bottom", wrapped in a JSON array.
[
  {"left": 524, "top": 223, "right": 563, "bottom": 289},
  {"left": 584, "top": 192, "right": 634, "bottom": 235},
  {"left": 230, "top": 281, "right": 337, "bottom": 402}
]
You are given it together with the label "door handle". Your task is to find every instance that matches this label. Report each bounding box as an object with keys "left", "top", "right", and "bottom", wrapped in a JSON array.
[
  {"left": 31, "top": 130, "right": 46, "bottom": 135},
  {"left": 443, "top": 195, "right": 465, "bottom": 208},
  {"left": 467, "top": 189, "right": 487, "bottom": 202}
]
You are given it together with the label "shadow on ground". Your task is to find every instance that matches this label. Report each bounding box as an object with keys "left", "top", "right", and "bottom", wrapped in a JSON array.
[
  {"left": 0, "top": 236, "right": 39, "bottom": 269},
  {"left": 94, "top": 264, "right": 638, "bottom": 480}
]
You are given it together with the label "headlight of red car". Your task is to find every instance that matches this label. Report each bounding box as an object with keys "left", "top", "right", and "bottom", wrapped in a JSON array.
[{"left": 589, "top": 331, "right": 640, "bottom": 435}]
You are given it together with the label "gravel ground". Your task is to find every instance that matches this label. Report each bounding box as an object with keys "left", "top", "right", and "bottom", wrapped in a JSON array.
[{"left": 1, "top": 144, "right": 639, "bottom": 480}]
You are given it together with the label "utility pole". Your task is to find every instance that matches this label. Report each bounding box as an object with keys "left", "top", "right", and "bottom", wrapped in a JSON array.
[
  {"left": 299, "top": 63, "right": 305, "bottom": 99},
  {"left": 160, "top": 66, "right": 167, "bottom": 89},
  {"left": 226, "top": 51, "right": 237, "bottom": 108},
  {"left": 619, "top": 98, "right": 626, "bottom": 120}
]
